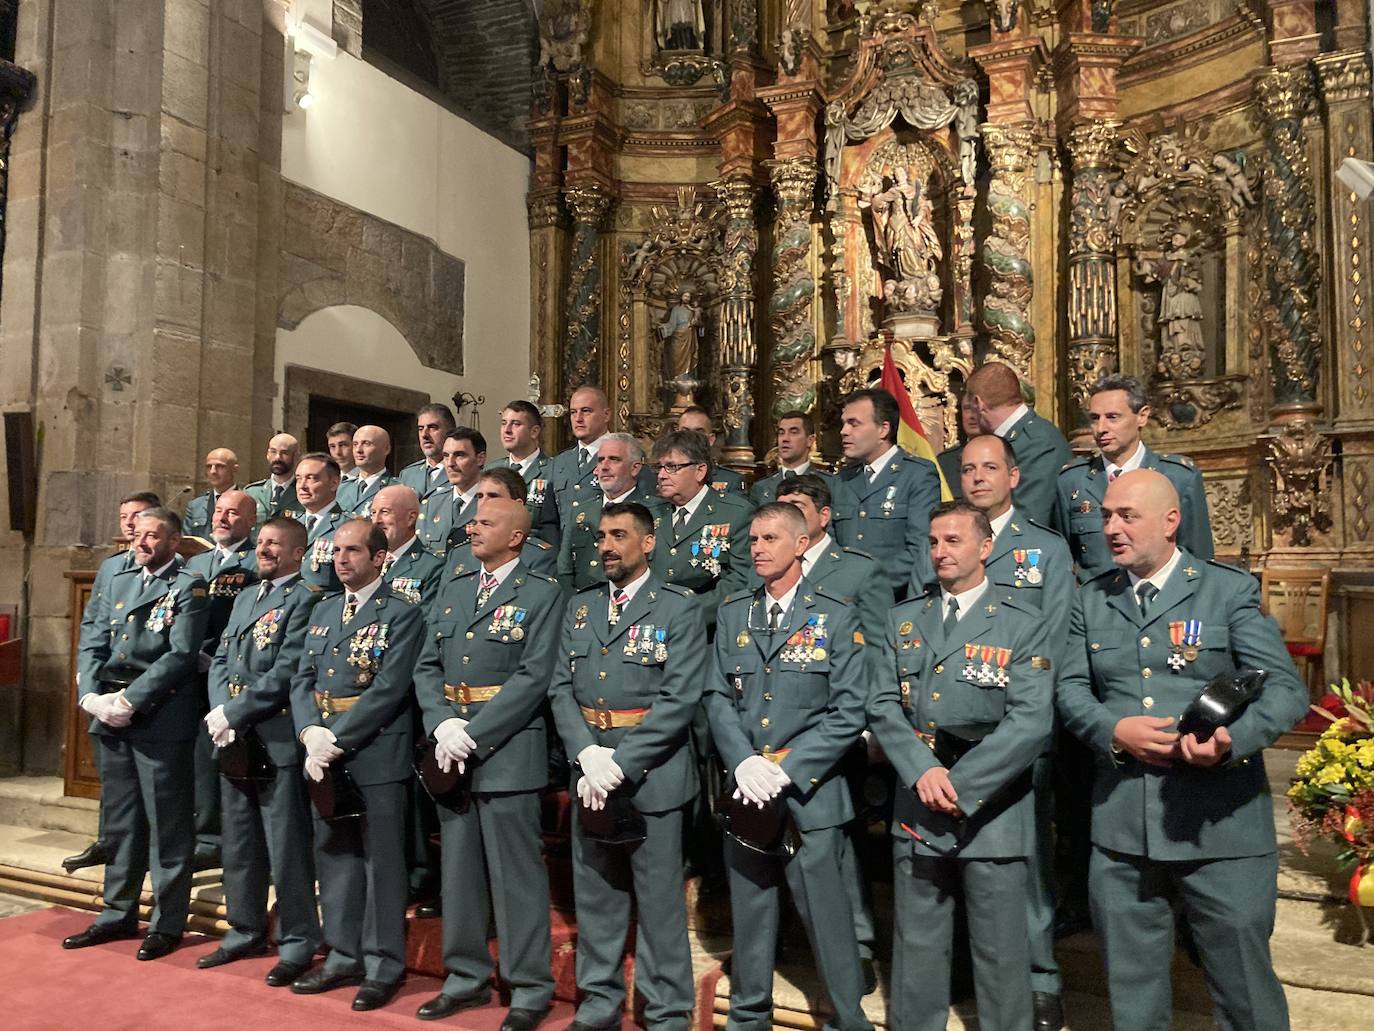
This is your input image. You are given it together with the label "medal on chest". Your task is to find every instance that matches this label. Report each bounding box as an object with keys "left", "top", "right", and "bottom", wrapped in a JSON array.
[
  {"left": 690, "top": 523, "right": 730, "bottom": 576},
  {"left": 962, "top": 643, "right": 977, "bottom": 679},
  {"left": 145, "top": 590, "right": 178, "bottom": 633},
  {"left": 1168, "top": 619, "right": 1202, "bottom": 670},
  {"left": 782, "top": 613, "right": 828, "bottom": 665},
  {"left": 390, "top": 576, "right": 422, "bottom": 605},
  {"left": 488, "top": 605, "right": 528, "bottom": 641},
  {"left": 210, "top": 570, "right": 248, "bottom": 598},
  {"left": 994, "top": 647, "right": 1012, "bottom": 687},
  {"left": 252, "top": 609, "right": 283, "bottom": 650},
  {"left": 346, "top": 623, "right": 389, "bottom": 683},
  {"left": 881, "top": 484, "right": 897, "bottom": 515},
  {"left": 310, "top": 537, "right": 334, "bottom": 572},
  {"left": 529, "top": 478, "right": 547, "bottom": 505},
  {"left": 573, "top": 604, "right": 589, "bottom": 630},
  {"left": 978, "top": 644, "right": 995, "bottom": 684},
  {"left": 624, "top": 623, "right": 668, "bottom": 662}
]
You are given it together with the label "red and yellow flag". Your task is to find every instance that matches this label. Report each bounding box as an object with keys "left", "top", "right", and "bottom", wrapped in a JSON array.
[{"left": 879, "top": 345, "right": 952, "bottom": 500}]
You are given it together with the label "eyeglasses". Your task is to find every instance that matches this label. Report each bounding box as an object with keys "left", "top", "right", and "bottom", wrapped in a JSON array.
[{"left": 650, "top": 461, "right": 704, "bottom": 474}]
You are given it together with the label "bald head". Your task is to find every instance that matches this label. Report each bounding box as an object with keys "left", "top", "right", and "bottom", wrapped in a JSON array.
[
  {"left": 205, "top": 448, "right": 239, "bottom": 492},
  {"left": 468, "top": 497, "right": 530, "bottom": 567},
  {"left": 369, "top": 484, "right": 420, "bottom": 551},
  {"left": 569, "top": 385, "right": 611, "bottom": 443},
  {"left": 211, "top": 489, "right": 257, "bottom": 546},
  {"left": 1101, "top": 469, "right": 1182, "bottom": 578},
  {"left": 353, "top": 425, "right": 391, "bottom": 476},
  {"left": 266, "top": 433, "right": 300, "bottom": 477}
]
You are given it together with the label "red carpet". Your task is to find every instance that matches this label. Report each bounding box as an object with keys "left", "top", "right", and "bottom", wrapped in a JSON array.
[{"left": 0, "top": 907, "right": 622, "bottom": 1030}]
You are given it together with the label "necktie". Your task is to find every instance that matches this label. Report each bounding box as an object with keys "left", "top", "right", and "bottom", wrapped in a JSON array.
[
  {"left": 869, "top": 464, "right": 880, "bottom": 484},
  {"left": 782, "top": 469, "right": 796, "bottom": 480},
  {"left": 476, "top": 572, "right": 497, "bottom": 610},
  {"left": 608, "top": 589, "right": 629, "bottom": 627},
  {"left": 577, "top": 447, "right": 590, "bottom": 473},
  {"left": 674, "top": 507, "right": 689, "bottom": 532},
  {"left": 209, "top": 551, "right": 223, "bottom": 577},
  {"left": 1136, "top": 581, "right": 1158, "bottom": 619},
  {"left": 270, "top": 483, "right": 283, "bottom": 507},
  {"left": 767, "top": 601, "right": 784, "bottom": 631},
  {"left": 943, "top": 596, "right": 960, "bottom": 636},
  {"left": 255, "top": 581, "right": 270, "bottom": 604},
  {"left": 381, "top": 552, "right": 395, "bottom": 576},
  {"left": 510, "top": 458, "right": 520, "bottom": 470},
  {"left": 306, "top": 514, "right": 317, "bottom": 535},
  {"left": 341, "top": 593, "right": 357, "bottom": 624},
  {"left": 1108, "top": 468, "right": 1120, "bottom": 482},
  {"left": 141, "top": 571, "right": 154, "bottom": 590}
]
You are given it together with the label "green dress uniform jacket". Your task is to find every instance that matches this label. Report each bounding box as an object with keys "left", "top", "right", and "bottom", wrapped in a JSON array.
[
  {"left": 557, "top": 487, "right": 666, "bottom": 592},
  {"left": 936, "top": 446, "right": 963, "bottom": 502},
  {"left": 208, "top": 573, "right": 324, "bottom": 965},
  {"left": 78, "top": 561, "right": 211, "bottom": 937},
  {"left": 649, "top": 488, "right": 754, "bottom": 625},
  {"left": 548, "top": 577, "right": 707, "bottom": 1029},
  {"left": 77, "top": 550, "right": 137, "bottom": 693},
  {"left": 708, "top": 464, "right": 746, "bottom": 496},
  {"left": 417, "top": 482, "right": 478, "bottom": 557},
  {"left": 1002, "top": 407, "right": 1073, "bottom": 527},
  {"left": 832, "top": 449, "right": 941, "bottom": 600},
  {"left": 550, "top": 443, "right": 599, "bottom": 527},
  {"left": 1053, "top": 445, "right": 1215, "bottom": 581},
  {"left": 381, "top": 540, "right": 445, "bottom": 609},
  {"left": 289, "top": 581, "right": 426, "bottom": 986},
  {"left": 185, "top": 538, "right": 260, "bottom": 655},
  {"left": 448, "top": 535, "right": 557, "bottom": 582},
  {"left": 183, "top": 489, "right": 238, "bottom": 541},
  {"left": 339, "top": 470, "right": 398, "bottom": 519},
  {"left": 398, "top": 458, "right": 448, "bottom": 501},
  {"left": 488, "top": 451, "right": 560, "bottom": 548},
  {"left": 245, "top": 478, "right": 303, "bottom": 524},
  {"left": 411, "top": 561, "right": 563, "bottom": 1010},
  {"left": 748, "top": 466, "right": 833, "bottom": 507},
  {"left": 299, "top": 503, "right": 345, "bottom": 592},
  {"left": 708, "top": 583, "right": 874, "bottom": 1031}
]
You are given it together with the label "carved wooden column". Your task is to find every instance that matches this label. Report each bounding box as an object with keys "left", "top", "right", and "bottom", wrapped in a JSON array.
[
  {"left": 1064, "top": 120, "right": 1120, "bottom": 438},
  {"left": 562, "top": 183, "right": 614, "bottom": 393},
  {"left": 765, "top": 157, "right": 819, "bottom": 419},
  {"left": 1254, "top": 66, "right": 1323, "bottom": 420},
  {"left": 979, "top": 125, "right": 1037, "bottom": 377},
  {"left": 713, "top": 176, "right": 761, "bottom": 466}
]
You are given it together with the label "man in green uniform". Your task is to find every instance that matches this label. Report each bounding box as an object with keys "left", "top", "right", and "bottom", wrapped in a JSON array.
[
  {"left": 1056, "top": 470, "right": 1306, "bottom": 1031},
  {"left": 288, "top": 519, "right": 426, "bottom": 1011},
  {"left": 183, "top": 448, "right": 242, "bottom": 540},
  {"left": 67, "top": 490, "right": 161, "bottom": 875},
  {"left": 1054, "top": 373, "right": 1214, "bottom": 580},
  {"left": 947, "top": 436, "right": 1075, "bottom": 1030},
  {"left": 708, "top": 502, "right": 874, "bottom": 1031},
  {"left": 447, "top": 468, "right": 558, "bottom": 580},
  {"left": 869, "top": 500, "right": 1055, "bottom": 1031},
  {"left": 550, "top": 385, "right": 612, "bottom": 529},
  {"left": 184, "top": 490, "right": 262, "bottom": 870},
  {"left": 245, "top": 433, "right": 302, "bottom": 524},
  {"left": 489, "top": 399, "right": 559, "bottom": 547},
  {"left": 750, "top": 410, "right": 832, "bottom": 507},
  {"left": 398, "top": 403, "right": 456, "bottom": 502},
  {"left": 965, "top": 362, "right": 1072, "bottom": 527},
  {"left": 327, "top": 421, "right": 359, "bottom": 485},
  {"left": 64, "top": 508, "right": 210, "bottom": 960},
  {"left": 558, "top": 433, "right": 663, "bottom": 591},
  {"left": 935, "top": 395, "right": 979, "bottom": 503},
  {"left": 198, "top": 516, "right": 323, "bottom": 987},
  {"left": 412, "top": 499, "right": 563, "bottom": 1028},
  {"left": 832, "top": 387, "right": 941, "bottom": 600},
  {"left": 339, "top": 425, "right": 397, "bottom": 518},
  {"left": 549, "top": 502, "right": 707, "bottom": 1031},
  {"left": 371, "top": 484, "right": 445, "bottom": 607},
  {"left": 678, "top": 405, "right": 746, "bottom": 495},
  {"left": 649, "top": 428, "right": 753, "bottom": 624},
  {"left": 418, "top": 427, "right": 485, "bottom": 556},
  {"left": 295, "top": 453, "right": 345, "bottom": 592}
]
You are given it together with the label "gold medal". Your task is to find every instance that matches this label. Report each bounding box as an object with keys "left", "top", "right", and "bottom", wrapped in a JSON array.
[
  {"left": 899, "top": 621, "right": 913, "bottom": 636},
  {"left": 1080, "top": 501, "right": 1092, "bottom": 513},
  {"left": 1183, "top": 645, "right": 1199, "bottom": 662},
  {"left": 812, "top": 647, "right": 827, "bottom": 661},
  {"left": 737, "top": 630, "right": 750, "bottom": 648},
  {"left": 511, "top": 627, "right": 524, "bottom": 641}
]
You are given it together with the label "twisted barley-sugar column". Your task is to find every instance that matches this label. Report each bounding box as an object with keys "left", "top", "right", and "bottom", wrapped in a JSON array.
[
  {"left": 980, "top": 124, "right": 1037, "bottom": 379},
  {"left": 563, "top": 183, "right": 614, "bottom": 392},
  {"left": 767, "top": 156, "right": 819, "bottom": 420},
  {"left": 715, "top": 175, "right": 761, "bottom": 462}
]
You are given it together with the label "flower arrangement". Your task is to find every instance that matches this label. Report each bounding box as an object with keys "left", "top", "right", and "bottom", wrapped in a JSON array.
[{"left": 1288, "top": 679, "right": 1374, "bottom": 908}]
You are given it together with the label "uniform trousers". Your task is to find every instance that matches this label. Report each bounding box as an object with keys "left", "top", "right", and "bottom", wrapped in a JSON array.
[
  {"left": 436, "top": 790, "right": 553, "bottom": 1010},
  {"left": 219, "top": 765, "right": 321, "bottom": 964},
  {"left": 1090, "top": 847, "right": 1289, "bottom": 1031},
  {"left": 314, "top": 779, "right": 408, "bottom": 984},
  {"left": 92, "top": 736, "right": 195, "bottom": 936},
  {"left": 1027, "top": 754, "right": 1061, "bottom": 993}
]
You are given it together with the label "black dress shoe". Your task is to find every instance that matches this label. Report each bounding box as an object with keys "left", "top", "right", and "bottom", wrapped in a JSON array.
[
  {"left": 137, "top": 932, "right": 181, "bottom": 961},
  {"left": 414, "top": 899, "right": 441, "bottom": 919},
  {"left": 861, "top": 958, "right": 877, "bottom": 995},
  {"left": 265, "top": 960, "right": 309, "bottom": 987},
  {"left": 191, "top": 847, "right": 222, "bottom": 873},
  {"left": 197, "top": 942, "right": 270, "bottom": 969},
  {"left": 352, "top": 979, "right": 403, "bottom": 1012},
  {"left": 1033, "top": 991, "right": 1065, "bottom": 1031},
  {"left": 416, "top": 989, "right": 492, "bottom": 1020},
  {"left": 501, "top": 1006, "right": 550, "bottom": 1031},
  {"left": 62, "top": 923, "right": 139, "bottom": 950},
  {"left": 290, "top": 968, "right": 365, "bottom": 994},
  {"left": 61, "top": 840, "right": 112, "bottom": 874}
]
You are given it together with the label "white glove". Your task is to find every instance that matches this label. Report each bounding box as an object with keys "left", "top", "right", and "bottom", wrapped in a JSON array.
[
  {"left": 82, "top": 692, "right": 133, "bottom": 728},
  {"left": 304, "top": 754, "right": 328, "bottom": 782},
  {"left": 434, "top": 718, "right": 477, "bottom": 773},
  {"left": 301, "top": 725, "right": 342, "bottom": 762},
  {"left": 733, "top": 754, "right": 788, "bottom": 807},
  {"left": 204, "top": 705, "right": 230, "bottom": 739},
  {"left": 577, "top": 745, "right": 624, "bottom": 794},
  {"left": 577, "top": 775, "right": 607, "bottom": 811},
  {"left": 212, "top": 726, "right": 236, "bottom": 747}
]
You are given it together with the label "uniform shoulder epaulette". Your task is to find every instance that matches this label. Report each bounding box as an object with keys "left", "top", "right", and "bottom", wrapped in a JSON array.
[
  {"left": 812, "top": 585, "right": 851, "bottom": 605},
  {"left": 525, "top": 570, "right": 559, "bottom": 585},
  {"left": 530, "top": 538, "right": 553, "bottom": 551},
  {"left": 1159, "top": 452, "right": 1197, "bottom": 470},
  {"left": 573, "top": 582, "right": 604, "bottom": 597},
  {"left": 1024, "top": 516, "right": 1068, "bottom": 541},
  {"left": 657, "top": 582, "right": 693, "bottom": 598},
  {"left": 303, "top": 582, "right": 323, "bottom": 593},
  {"left": 1058, "top": 455, "right": 1091, "bottom": 473},
  {"left": 1203, "top": 558, "right": 1246, "bottom": 578},
  {"left": 245, "top": 477, "right": 268, "bottom": 488},
  {"left": 838, "top": 544, "right": 875, "bottom": 561},
  {"left": 1086, "top": 565, "right": 1123, "bottom": 586},
  {"left": 720, "top": 589, "right": 752, "bottom": 605},
  {"left": 388, "top": 587, "right": 418, "bottom": 605}
]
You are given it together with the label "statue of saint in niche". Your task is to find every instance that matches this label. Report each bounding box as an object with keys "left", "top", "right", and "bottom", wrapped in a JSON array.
[
  {"left": 656, "top": 0, "right": 705, "bottom": 51},
  {"left": 1135, "top": 232, "right": 1206, "bottom": 380},
  {"left": 657, "top": 290, "right": 705, "bottom": 408},
  {"left": 860, "top": 166, "right": 943, "bottom": 316}
]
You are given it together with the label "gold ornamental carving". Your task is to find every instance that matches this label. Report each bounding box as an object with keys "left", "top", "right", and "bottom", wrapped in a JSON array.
[
  {"left": 1065, "top": 119, "right": 1119, "bottom": 172},
  {"left": 1265, "top": 419, "right": 1333, "bottom": 548},
  {"left": 767, "top": 156, "right": 820, "bottom": 418},
  {"left": 563, "top": 184, "right": 615, "bottom": 390},
  {"left": 528, "top": 191, "right": 564, "bottom": 229},
  {"left": 1204, "top": 477, "right": 1253, "bottom": 552},
  {"left": 980, "top": 124, "right": 1037, "bottom": 377},
  {"left": 1313, "top": 50, "right": 1372, "bottom": 105}
]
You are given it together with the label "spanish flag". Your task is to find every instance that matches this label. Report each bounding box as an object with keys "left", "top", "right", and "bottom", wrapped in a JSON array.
[{"left": 879, "top": 344, "right": 953, "bottom": 501}]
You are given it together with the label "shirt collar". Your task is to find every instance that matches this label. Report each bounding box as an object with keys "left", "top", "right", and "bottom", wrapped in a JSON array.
[
  {"left": 676, "top": 484, "right": 710, "bottom": 521},
  {"left": 606, "top": 486, "right": 637, "bottom": 504},
  {"left": 269, "top": 473, "right": 293, "bottom": 488},
  {"left": 144, "top": 558, "right": 177, "bottom": 580},
  {"left": 304, "top": 500, "right": 340, "bottom": 519},
  {"left": 340, "top": 468, "right": 360, "bottom": 481},
  {"left": 780, "top": 460, "right": 811, "bottom": 475},
  {"left": 358, "top": 469, "right": 385, "bottom": 490},
  {"left": 869, "top": 444, "right": 901, "bottom": 478},
  {"left": 611, "top": 565, "right": 652, "bottom": 604},
  {"left": 480, "top": 554, "right": 520, "bottom": 587},
  {"left": 454, "top": 483, "right": 479, "bottom": 508},
  {"left": 217, "top": 536, "right": 251, "bottom": 559},
  {"left": 507, "top": 451, "right": 538, "bottom": 476},
  {"left": 940, "top": 577, "right": 990, "bottom": 622},
  {"left": 993, "top": 403, "right": 1030, "bottom": 438},
  {"left": 801, "top": 532, "right": 832, "bottom": 573},
  {"left": 763, "top": 576, "right": 802, "bottom": 619},
  {"left": 345, "top": 574, "right": 384, "bottom": 608},
  {"left": 1106, "top": 441, "right": 1146, "bottom": 479},
  {"left": 1127, "top": 546, "right": 1183, "bottom": 595},
  {"left": 389, "top": 535, "right": 418, "bottom": 562},
  {"left": 268, "top": 571, "right": 301, "bottom": 591},
  {"left": 989, "top": 507, "right": 1014, "bottom": 540}
]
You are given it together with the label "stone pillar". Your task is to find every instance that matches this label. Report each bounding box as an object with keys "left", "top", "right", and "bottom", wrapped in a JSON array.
[
  {"left": 562, "top": 182, "right": 613, "bottom": 393},
  {"left": 1064, "top": 120, "right": 1120, "bottom": 438},
  {"left": 714, "top": 176, "right": 759, "bottom": 466},
  {"left": 0, "top": 60, "right": 36, "bottom": 299},
  {"left": 1254, "top": 65, "right": 1322, "bottom": 419},
  {"left": 766, "top": 157, "right": 819, "bottom": 420},
  {"left": 980, "top": 125, "right": 1037, "bottom": 378}
]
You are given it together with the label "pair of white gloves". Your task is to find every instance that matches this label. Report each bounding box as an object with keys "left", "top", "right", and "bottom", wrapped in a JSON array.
[
  {"left": 80, "top": 691, "right": 135, "bottom": 728},
  {"left": 204, "top": 705, "right": 235, "bottom": 747},
  {"left": 301, "top": 725, "right": 345, "bottom": 782},
  {"left": 733, "top": 754, "right": 791, "bottom": 808},
  {"left": 433, "top": 718, "right": 478, "bottom": 774},
  {"left": 576, "top": 745, "right": 624, "bottom": 811}
]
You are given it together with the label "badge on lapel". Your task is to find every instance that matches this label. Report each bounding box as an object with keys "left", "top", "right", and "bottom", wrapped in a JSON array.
[
  {"left": 390, "top": 577, "right": 423, "bottom": 605},
  {"left": 346, "top": 624, "right": 390, "bottom": 684},
  {"left": 145, "top": 590, "right": 178, "bottom": 633},
  {"left": 252, "top": 609, "right": 284, "bottom": 650},
  {"left": 310, "top": 537, "right": 334, "bottom": 572},
  {"left": 488, "top": 605, "right": 528, "bottom": 642}
]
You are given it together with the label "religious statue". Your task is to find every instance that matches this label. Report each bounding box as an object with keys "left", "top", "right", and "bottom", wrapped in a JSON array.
[
  {"left": 657, "top": 290, "right": 706, "bottom": 407},
  {"left": 1212, "top": 151, "right": 1256, "bottom": 209},
  {"left": 1135, "top": 232, "right": 1206, "bottom": 380},
  {"left": 538, "top": 0, "right": 591, "bottom": 73},
  {"left": 952, "top": 79, "right": 980, "bottom": 190},
  {"left": 860, "top": 166, "right": 944, "bottom": 319},
  {"left": 656, "top": 0, "right": 705, "bottom": 51}
]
